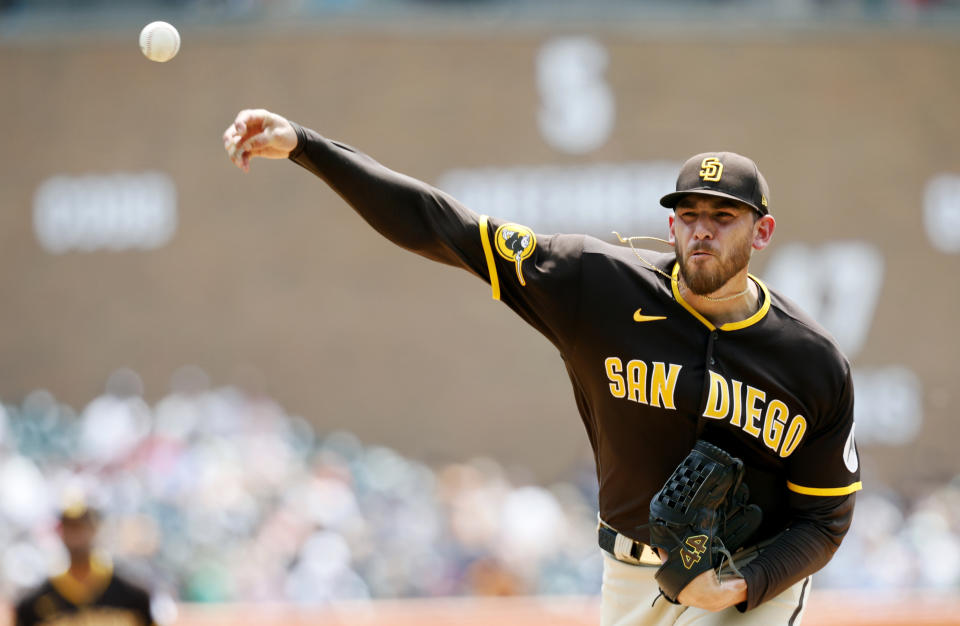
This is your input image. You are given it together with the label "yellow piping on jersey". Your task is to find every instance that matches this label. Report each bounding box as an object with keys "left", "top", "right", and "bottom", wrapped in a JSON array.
[
  {"left": 50, "top": 553, "right": 113, "bottom": 606},
  {"left": 786, "top": 480, "right": 863, "bottom": 496},
  {"left": 671, "top": 263, "right": 771, "bottom": 331},
  {"left": 479, "top": 215, "right": 500, "bottom": 301}
]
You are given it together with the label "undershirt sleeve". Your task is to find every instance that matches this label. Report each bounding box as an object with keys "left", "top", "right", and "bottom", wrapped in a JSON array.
[
  {"left": 738, "top": 492, "right": 855, "bottom": 611},
  {"left": 286, "top": 122, "right": 582, "bottom": 349},
  {"left": 288, "top": 122, "right": 491, "bottom": 275}
]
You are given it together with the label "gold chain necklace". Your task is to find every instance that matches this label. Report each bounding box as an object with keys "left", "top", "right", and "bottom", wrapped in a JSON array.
[{"left": 612, "top": 232, "right": 752, "bottom": 303}]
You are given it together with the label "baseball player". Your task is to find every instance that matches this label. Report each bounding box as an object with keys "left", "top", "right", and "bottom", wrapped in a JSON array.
[
  {"left": 223, "top": 109, "right": 860, "bottom": 625},
  {"left": 13, "top": 503, "right": 155, "bottom": 626}
]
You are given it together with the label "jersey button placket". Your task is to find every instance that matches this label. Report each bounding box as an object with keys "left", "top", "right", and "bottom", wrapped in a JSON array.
[
  {"left": 708, "top": 330, "right": 719, "bottom": 367},
  {"left": 698, "top": 330, "right": 720, "bottom": 424}
]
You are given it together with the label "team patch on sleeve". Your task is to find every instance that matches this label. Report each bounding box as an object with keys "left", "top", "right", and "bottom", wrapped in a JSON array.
[{"left": 494, "top": 223, "right": 536, "bottom": 287}]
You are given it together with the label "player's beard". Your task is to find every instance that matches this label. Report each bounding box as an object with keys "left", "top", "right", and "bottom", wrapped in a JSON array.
[{"left": 677, "top": 232, "right": 753, "bottom": 296}]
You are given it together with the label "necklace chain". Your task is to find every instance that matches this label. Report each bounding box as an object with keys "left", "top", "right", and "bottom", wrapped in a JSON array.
[{"left": 612, "top": 232, "right": 752, "bottom": 303}]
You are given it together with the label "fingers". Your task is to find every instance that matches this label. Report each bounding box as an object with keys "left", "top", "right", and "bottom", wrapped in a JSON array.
[
  {"left": 236, "top": 128, "right": 276, "bottom": 172},
  {"left": 239, "top": 128, "right": 272, "bottom": 155},
  {"left": 223, "top": 116, "right": 247, "bottom": 170},
  {"left": 223, "top": 108, "right": 269, "bottom": 171},
  {"left": 223, "top": 109, "right": 258, "bottom": 145},
  {"left": 234, "top": 108, "right": 270, "bottom": 133},
  {"left": 223, "top": 108, "right": 295, "bottom": 171},
  {"left": 225, "top": 137, "right": 248, "bottom": 172}
]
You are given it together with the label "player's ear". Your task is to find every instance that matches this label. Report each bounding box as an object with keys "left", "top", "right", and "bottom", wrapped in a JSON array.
[
  {"left": 668, "top": 214, "right": 677, "bottom": 245},
  {"left": 752, "top": 215, "right": 775, "bottom": 250}
]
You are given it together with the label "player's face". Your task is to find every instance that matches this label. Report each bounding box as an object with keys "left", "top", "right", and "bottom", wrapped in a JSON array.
[
  {"left": 670, "top": 196, "right": 759, "bottom": 296},
  {"left": 59, "top": 516, "right": 97, "bottom": 555}
]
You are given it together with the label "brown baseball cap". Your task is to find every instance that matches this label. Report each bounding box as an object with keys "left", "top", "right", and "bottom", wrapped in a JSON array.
[{"left": 659, "top": 152, "right": 770, "bottom": 216}]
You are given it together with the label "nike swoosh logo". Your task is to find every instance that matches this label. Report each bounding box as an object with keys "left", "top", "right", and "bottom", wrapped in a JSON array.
[{"left": 634, "top": 308, "right": 667, "bottom": 323}]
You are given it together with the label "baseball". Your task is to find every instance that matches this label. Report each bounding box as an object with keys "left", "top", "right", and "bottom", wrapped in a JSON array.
[{"left": 139, "top": 21, "right": 180, "bottom": 63}]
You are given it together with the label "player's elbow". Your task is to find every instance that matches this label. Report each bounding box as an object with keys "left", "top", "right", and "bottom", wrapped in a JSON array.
[{"left": 796, "top": 492, "right": 857, "bottom": 553}]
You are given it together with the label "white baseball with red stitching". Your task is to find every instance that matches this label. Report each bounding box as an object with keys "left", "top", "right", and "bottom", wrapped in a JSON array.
[{"left": 139, "top": 21, "right": 180, "bottom": 63}]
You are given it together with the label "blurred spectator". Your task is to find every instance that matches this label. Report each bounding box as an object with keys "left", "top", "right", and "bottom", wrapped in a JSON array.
[{"left": 12, "top": 499, "right": 156, "bottom": 626}]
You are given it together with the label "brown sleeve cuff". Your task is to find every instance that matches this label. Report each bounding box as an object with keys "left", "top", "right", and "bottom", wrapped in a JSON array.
[
  {"left": 737, "top": 562, "right": 766, "bottom": 612},
  {"left": 287, "top": 121, "right": 309, "bottom": 161}
]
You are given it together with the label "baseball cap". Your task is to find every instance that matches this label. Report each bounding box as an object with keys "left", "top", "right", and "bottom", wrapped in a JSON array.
[
  {"left": 58, "top": 491, "right": 98, "bottom": 523},
  {"left": 60, "top": 502, "right": 96, "bottom": 523},
  {"left": 659, "top": 152, "right": 770, "bottom": 216}
]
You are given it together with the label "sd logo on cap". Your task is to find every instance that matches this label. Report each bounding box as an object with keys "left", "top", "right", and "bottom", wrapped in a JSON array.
[{"left": 660, "top": 152, "right": 770, "bottom": 216}]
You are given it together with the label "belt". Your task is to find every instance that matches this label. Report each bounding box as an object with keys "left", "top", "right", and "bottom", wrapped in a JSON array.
[{"left": 597, "top": 520, "right": 661, "bottom": 566}]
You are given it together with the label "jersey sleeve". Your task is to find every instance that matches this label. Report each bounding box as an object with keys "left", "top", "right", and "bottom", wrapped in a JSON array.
[
  {"left": 135, "top": 587, "right": 155, "bottom": 626},
  {"left": 477, "top": 217, "right": 583, "bottom": 351},
  {"left": 287, "top": 123, "right": 582, "bottom": 351},
  {"left": 739, "top": 492, "right": 855, "bottom": 611},
  {"left": 739, "top": 352, "right": 861, "bottom": 609},
  {"left": 13, "top": 602, "right": 33, "bottom": 626},
  {"left": 13, "top": 589, "right": 40, "bottom": 626},
  {"left": 785, "top": 363, "right": 862, "bottom": 497}
]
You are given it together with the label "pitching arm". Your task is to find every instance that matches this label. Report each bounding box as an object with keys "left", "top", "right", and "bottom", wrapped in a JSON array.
[{"left": 223, "top": 110, "right": 583, "bottom": 350}]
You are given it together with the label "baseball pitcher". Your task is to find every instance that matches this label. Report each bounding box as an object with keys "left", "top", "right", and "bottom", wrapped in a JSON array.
[{"left": 223, "top": 109, "right": 860, "bottom": 625}]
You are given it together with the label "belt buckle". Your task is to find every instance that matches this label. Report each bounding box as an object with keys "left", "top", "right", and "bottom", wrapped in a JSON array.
[
  {"left": 613, "top": 532, "right": 644, "bottom": 565},
  {"left": 598, "top": 518, "right": 659, "bottom": 566}
]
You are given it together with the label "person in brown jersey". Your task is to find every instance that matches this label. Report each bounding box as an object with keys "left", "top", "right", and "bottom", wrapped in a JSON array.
[
  {"left": 223, "top": 109, "right": 861, "bottom": 625},
  {"left": 13, "top": 502, "right": 155, "bottom": 626}
]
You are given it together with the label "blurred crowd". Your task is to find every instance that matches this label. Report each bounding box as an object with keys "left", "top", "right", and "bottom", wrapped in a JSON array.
[
  {"left": 817, "top": 478, "right": 960, "bottom": 591},
  {"left": 1, "top": 367, "right": 957, "bottom": 612},
  {"left": 0, "top": 368, "right": 602, "bottom": 609}
]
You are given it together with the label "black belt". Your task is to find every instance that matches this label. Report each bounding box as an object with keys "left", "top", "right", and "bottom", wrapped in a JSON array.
[{"left": 598, "top": 523, "right": 661, "bottom": 566}]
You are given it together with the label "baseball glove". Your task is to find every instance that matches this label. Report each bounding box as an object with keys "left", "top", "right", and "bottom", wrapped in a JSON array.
[{"left": 647, "top": 440, "right": 762, "bottom": 603}]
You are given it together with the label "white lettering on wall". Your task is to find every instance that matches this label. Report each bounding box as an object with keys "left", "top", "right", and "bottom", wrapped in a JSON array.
[
  {"left": 924, "top": 173, "right": 960, "bottom": 254},
  {"left": 763, "top": 242, "right": 922, "bottom": 445},
  {"left": 762, "top": 241, "right": 883, "bottom": 358},
  {"left": 437, "top": 162, "right": 678, "bottom": 237},
  {"left": 852, "top": 366, "right": 922, "bottom": 445},
  {"left": 33, "top": 171, "right": 177, "bottom": 254},
  {"left": 536, "top": 36, "right": 614, "bottom": 155}
]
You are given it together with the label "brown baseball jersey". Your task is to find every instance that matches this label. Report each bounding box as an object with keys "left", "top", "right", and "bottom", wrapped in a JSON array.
[
  {"left": 14, "top": 559, "right": 154, "bottom": 626},
  {"left": 287, "top": 123, "right": 861, "bottom": 610}
]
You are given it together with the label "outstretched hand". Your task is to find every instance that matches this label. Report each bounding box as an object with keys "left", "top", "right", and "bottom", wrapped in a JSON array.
[{"left": 223, "top": 109, "right": 298, "bottom": 172}]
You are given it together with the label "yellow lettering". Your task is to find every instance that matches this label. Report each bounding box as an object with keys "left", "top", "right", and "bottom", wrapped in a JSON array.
[
  {"left": 763, "top": 399, "right": 789, "bottom": 451},
  {"left": 702, "top": 370, "right": 729, "bottom": 419},
  {"left": 605, "top": 357, "right": 625, "bottom": 398},
  {"left": 626, "top": 360, "right": 648, "bottom": 404},
  {"left": 779, "top": 416, "right": 807, "bottom": 457},
  {"left": 743, "top": 386, "right": 765, "bottom": 437},
  {"left": 650, "top": 363, "right": 682, "bottom": 409},
  {"left": 729, "top": 379, "right": 743, "bottom": 426}
]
